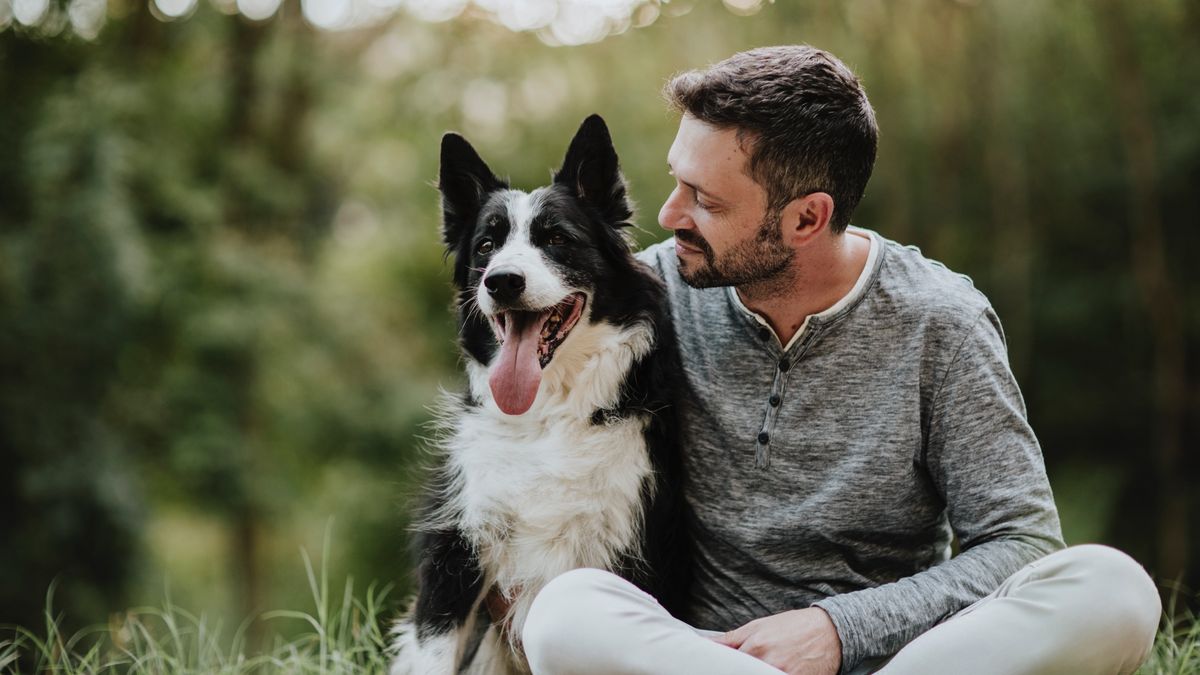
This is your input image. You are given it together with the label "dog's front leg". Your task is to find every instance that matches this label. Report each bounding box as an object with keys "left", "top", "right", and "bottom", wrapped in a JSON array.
[{"left": 391, "top": 527, "right": 487, "bottom": 675}]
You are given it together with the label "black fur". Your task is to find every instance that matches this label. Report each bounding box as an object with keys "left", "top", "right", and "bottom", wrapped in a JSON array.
[{"left": 412, "top": 526, "right": 484, "bottom": 640}]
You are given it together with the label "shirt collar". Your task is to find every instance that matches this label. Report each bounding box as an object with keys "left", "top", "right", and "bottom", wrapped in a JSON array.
[{"left": 726, "top": 227, "right": 882, "bottom": 351}]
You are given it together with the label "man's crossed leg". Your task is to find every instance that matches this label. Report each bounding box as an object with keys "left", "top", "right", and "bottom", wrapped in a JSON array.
[{"left": 523, "top": 545, "right": 1160, "bottom": 675}]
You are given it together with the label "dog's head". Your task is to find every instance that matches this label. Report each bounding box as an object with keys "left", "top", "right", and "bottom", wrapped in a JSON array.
[{"left": 438, "top": 115, "right": 638, "bottom": 416}]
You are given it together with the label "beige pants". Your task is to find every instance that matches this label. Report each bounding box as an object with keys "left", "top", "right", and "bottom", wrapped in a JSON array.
[{"left": 522, "top": 545, "right": 1161, "bottom": 675}]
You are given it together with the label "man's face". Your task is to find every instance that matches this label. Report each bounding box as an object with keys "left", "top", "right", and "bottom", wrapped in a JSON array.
[{"left": 658, "top": 114, "right": 793, "bottom": 288}]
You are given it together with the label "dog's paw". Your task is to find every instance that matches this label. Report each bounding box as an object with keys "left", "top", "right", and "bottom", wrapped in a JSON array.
[
  {"left": 388, "top": 619, "right": 421, "bottom": 675},
  {"left": 389, "top": 618, "right": 457, "bottom": 675}
]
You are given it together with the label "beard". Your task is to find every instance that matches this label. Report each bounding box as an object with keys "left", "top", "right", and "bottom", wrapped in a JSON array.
[{"left": 675, "top": 210, "right": 793, "bottom": 289}]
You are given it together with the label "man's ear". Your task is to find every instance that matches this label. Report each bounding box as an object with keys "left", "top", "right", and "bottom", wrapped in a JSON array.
[
  {"left": 439, "top": 133, "right": 506, "bottom": 249},
  {"left": 554, "top": 114, "right": 633, "bottom": 226},
  {"left": 781, "top": 192, "right": 835, "bottom": 246}
]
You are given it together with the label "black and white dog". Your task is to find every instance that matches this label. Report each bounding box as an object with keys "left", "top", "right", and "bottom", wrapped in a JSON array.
[{"left": 390, "top": 115, "right": 690, "bottom": 674}]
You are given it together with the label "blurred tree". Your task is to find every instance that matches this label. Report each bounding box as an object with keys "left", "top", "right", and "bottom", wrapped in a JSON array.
[
  {"left": 1, "top": 0, "right": 443, "bottom": 631},
  {"left": 0, "top": 39, "right": 145, "bottom": 630},
  {"left": 1094, "top": 0, "right": 1188, "bottom": 586}
]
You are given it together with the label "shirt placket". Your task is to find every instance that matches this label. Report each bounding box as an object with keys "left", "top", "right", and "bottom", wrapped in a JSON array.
[{"left": 755, "top": 326, "right": 820, "bottom": 469}]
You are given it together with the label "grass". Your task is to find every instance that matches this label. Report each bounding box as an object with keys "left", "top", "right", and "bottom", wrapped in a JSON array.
[
  {"left": 1140, "top": 593, "right": 1200, "bottom": 675},
  {"left": 2, "top": 563, "right": 1198, "bottom": 673},
  {"left": 0, "top": 533, "right": 397, "bottom": 675}
]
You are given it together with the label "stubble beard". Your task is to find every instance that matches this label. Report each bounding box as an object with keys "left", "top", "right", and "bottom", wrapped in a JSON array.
[{"left": 676, "top": 210, "right": 794, "bottom": 293}]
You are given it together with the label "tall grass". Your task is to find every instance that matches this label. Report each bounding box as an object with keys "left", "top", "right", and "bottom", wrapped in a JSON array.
[
  {"left": 0, "top": 532, "right": 397, "bottom": 674},
  {"left": 1139, "top": 593, "right": 1200, "bottom": 675},
  {"left": 2, "top": 557, "right": 1197, "bottom": 674}
]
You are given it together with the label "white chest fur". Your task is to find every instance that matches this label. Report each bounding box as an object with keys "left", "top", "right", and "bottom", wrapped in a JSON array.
[
  {"left": 437, "top": 319, "right": 657, "bottom": 632},
  {"left": 454, "top": 409, "right": 651, "bottom": 591}
]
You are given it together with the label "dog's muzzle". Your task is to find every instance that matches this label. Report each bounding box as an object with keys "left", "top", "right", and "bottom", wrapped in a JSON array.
[{"left": 484, "top": 267, "right": 526, "bottom": 306}]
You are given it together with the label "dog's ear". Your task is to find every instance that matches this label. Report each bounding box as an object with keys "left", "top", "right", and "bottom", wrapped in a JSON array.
[
  {"left": 439, "top": 133, "right": 506, "bottom": 249},
  {"left": 554, "top": 114, "right": 633, "bottom": 226}
]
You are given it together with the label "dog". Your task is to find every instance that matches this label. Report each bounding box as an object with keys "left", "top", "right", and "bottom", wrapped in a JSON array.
[{"left": 389, "top": 115, "right": 691, "bottom": 674}]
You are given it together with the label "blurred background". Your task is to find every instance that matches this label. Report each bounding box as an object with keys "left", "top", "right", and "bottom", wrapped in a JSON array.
[{"left": 1, "top": 0, "right": 1197, "bottom": 643}]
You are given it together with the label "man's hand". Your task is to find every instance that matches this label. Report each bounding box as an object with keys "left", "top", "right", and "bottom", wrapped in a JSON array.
[{"left": 712, "top": 607, "right": 842, "bottom": 675}]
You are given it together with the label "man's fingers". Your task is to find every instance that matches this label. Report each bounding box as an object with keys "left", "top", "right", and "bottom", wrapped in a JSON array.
[
  {"left": 714, "top": 623, "right": 749, "bottom": 648},
  {"left": 713, "top": 632, "right": 740, "bottom": 648}
]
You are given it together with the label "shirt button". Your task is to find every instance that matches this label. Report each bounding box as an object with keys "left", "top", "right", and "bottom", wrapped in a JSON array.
[
  {"left": 757, "top": 327, "right": 771, "bottom": 341},
  {"left": 757, "top": 431, "right": 770, "bottom": 445},
  {"left": 769, "top": 394, "right": 781, "bottom": 407},
  {"left": 778, "top": 359, "right": 790, "bottom": 372}
]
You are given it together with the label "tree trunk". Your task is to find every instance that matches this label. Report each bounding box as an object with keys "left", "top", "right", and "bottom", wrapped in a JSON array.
[
  {"left": 978, "top": 4, "right": 1034, "bottom": 381},
  {"left": 234, "top": 503, "right": 263, "bottom": 649},
  {"left": 1095, "top": 0, "right": 1188, "bottom": 586}
]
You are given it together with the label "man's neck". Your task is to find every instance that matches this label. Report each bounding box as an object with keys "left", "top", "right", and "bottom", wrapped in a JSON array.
[{"left": 736, "top": 230, "right": 872, "bottom": 346}]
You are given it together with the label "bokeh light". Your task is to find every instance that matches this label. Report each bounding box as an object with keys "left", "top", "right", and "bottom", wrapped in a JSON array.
[
  {"left": 493, "top": 0, "right": 556, "bottom": 31},
  {"left": 12, "top": 0, "right": 48, "bottom": 26},
  {"left": 67, "top": 0, "right": 105, "bottom": 38},
  {"left": 152, "top": 0, "right": 199, "bottom": 20},
  {"left": 722, "top": 0, "right": 763, "bottom": 17},
  {"left": 302, "top": 0, "right": 350, "bottom": 30},
  {"left": 400, "top": 0, "right": 466, "bottom": 23},
  {"left": 236, "top": 0, "right": 281, "bottom": 20},
  {"left": 0, "top": 0, "right": 712, "bottom": 45}
]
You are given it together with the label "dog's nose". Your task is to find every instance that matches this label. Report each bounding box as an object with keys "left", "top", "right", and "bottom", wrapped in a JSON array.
[{"left": 484, "top": 269, "right": 526, "bottom": 303}]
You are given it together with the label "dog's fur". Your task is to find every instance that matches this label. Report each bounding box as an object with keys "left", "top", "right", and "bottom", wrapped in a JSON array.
[{"left": 390, "top": 115, "right": 690, "bottom": 674}]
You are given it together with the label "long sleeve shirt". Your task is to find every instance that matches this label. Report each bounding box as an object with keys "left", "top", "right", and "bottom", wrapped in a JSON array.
[{"left": 637, "top": 228, "right": 1065, "bottom": 673}]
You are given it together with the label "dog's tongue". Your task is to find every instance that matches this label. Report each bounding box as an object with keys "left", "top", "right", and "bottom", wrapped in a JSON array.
[{"left": 490, "top": 312, "right": 546, "bottom": 415}]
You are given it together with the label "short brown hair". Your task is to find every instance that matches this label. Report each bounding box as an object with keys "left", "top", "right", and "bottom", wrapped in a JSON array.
[{"left": 664, "top": 46, "right": 878, "bottom": 233}]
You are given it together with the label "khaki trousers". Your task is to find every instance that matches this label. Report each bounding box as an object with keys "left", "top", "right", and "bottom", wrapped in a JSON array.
[{"left": 522, "top": 545, "right": 1161, "bottom": 675}]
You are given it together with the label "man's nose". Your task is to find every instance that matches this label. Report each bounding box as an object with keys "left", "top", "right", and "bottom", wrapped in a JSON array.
[{"left": 658, "top": 187, "right": 690, "bottom": 232}]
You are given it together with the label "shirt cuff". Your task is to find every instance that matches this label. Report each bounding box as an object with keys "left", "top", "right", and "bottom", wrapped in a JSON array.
[{"left": 812, "top": 595, "right": 869, "bottom": 674}]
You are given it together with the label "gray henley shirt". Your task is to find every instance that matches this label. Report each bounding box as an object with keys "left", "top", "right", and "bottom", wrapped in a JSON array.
[{"left": 637, "top": 227, "right": 1065, "bottom": 672}]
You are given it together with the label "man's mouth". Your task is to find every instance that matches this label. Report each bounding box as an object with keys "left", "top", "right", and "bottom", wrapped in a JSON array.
[
  {"left": 487, "top": 293, "right": 587, "bottom": 415},
  {"left": 674, "top": 232, "right": 708, "bottom": 255}
]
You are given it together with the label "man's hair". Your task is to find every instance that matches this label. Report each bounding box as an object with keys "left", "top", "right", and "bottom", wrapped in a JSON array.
[{"left": 664, "top": 45, "right": 878, "bottom": 233}]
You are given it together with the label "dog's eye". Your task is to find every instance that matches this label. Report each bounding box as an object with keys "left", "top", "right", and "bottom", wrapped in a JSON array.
[
  {"left": 547, "top": 232, "right": 567, "bottom": 246},
  {"left": 476, "top": 239, "right": 494, "bottom": 255}
]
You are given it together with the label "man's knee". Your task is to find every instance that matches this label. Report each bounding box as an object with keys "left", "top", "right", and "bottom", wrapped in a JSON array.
[
  {"left": 1042, "top": 544, "right": 1161, "bottom": 665},
  {"left": 1048, "top": 545, "right": 1161, "bottom": 620},
  {"left": 523, "top": 568, "right": 630, "bottom": 673}
]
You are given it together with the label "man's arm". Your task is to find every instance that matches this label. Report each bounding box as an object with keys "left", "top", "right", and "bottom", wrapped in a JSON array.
[{"left": 806, "top": 306, "right": 1065, "bottom": 672}]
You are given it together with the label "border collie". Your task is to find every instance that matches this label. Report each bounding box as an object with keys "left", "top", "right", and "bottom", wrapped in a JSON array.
[{"left": 390, "top": 115, "right": 690, "bottom": 674}]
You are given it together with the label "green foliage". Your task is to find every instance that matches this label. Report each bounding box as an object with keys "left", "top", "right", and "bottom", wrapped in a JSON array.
[
  {"left": 0, "top": 540, "right": 397, "bottom": 674},
  {"left": 1139, "top": 595, "right": 1200, "bottom": 675},
  {"left": 3, "top": 580, "right": 1199, "bottom": 674}
]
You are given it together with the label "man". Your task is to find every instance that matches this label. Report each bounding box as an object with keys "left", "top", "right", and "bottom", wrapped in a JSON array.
[{"left": 522, "top": 46, "right": 1161, "bottom": 675}]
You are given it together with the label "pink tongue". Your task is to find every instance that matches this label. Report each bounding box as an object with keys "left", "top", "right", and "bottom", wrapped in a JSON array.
[{"left": 489, "top": 313, "right": 546, "bottom": 415}]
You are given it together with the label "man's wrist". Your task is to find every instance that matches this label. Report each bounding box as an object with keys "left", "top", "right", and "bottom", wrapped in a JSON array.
[{"left": 811, "top": 599, "right": 857, "bottom": 674}]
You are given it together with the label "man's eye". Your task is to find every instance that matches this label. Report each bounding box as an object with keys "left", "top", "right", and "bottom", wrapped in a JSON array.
[
  {"left": 476, "top": 239, "right": 494, "bottom": 255},
  {"left": 689, "top": 187, "right": 714, "bottom": 212}
]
